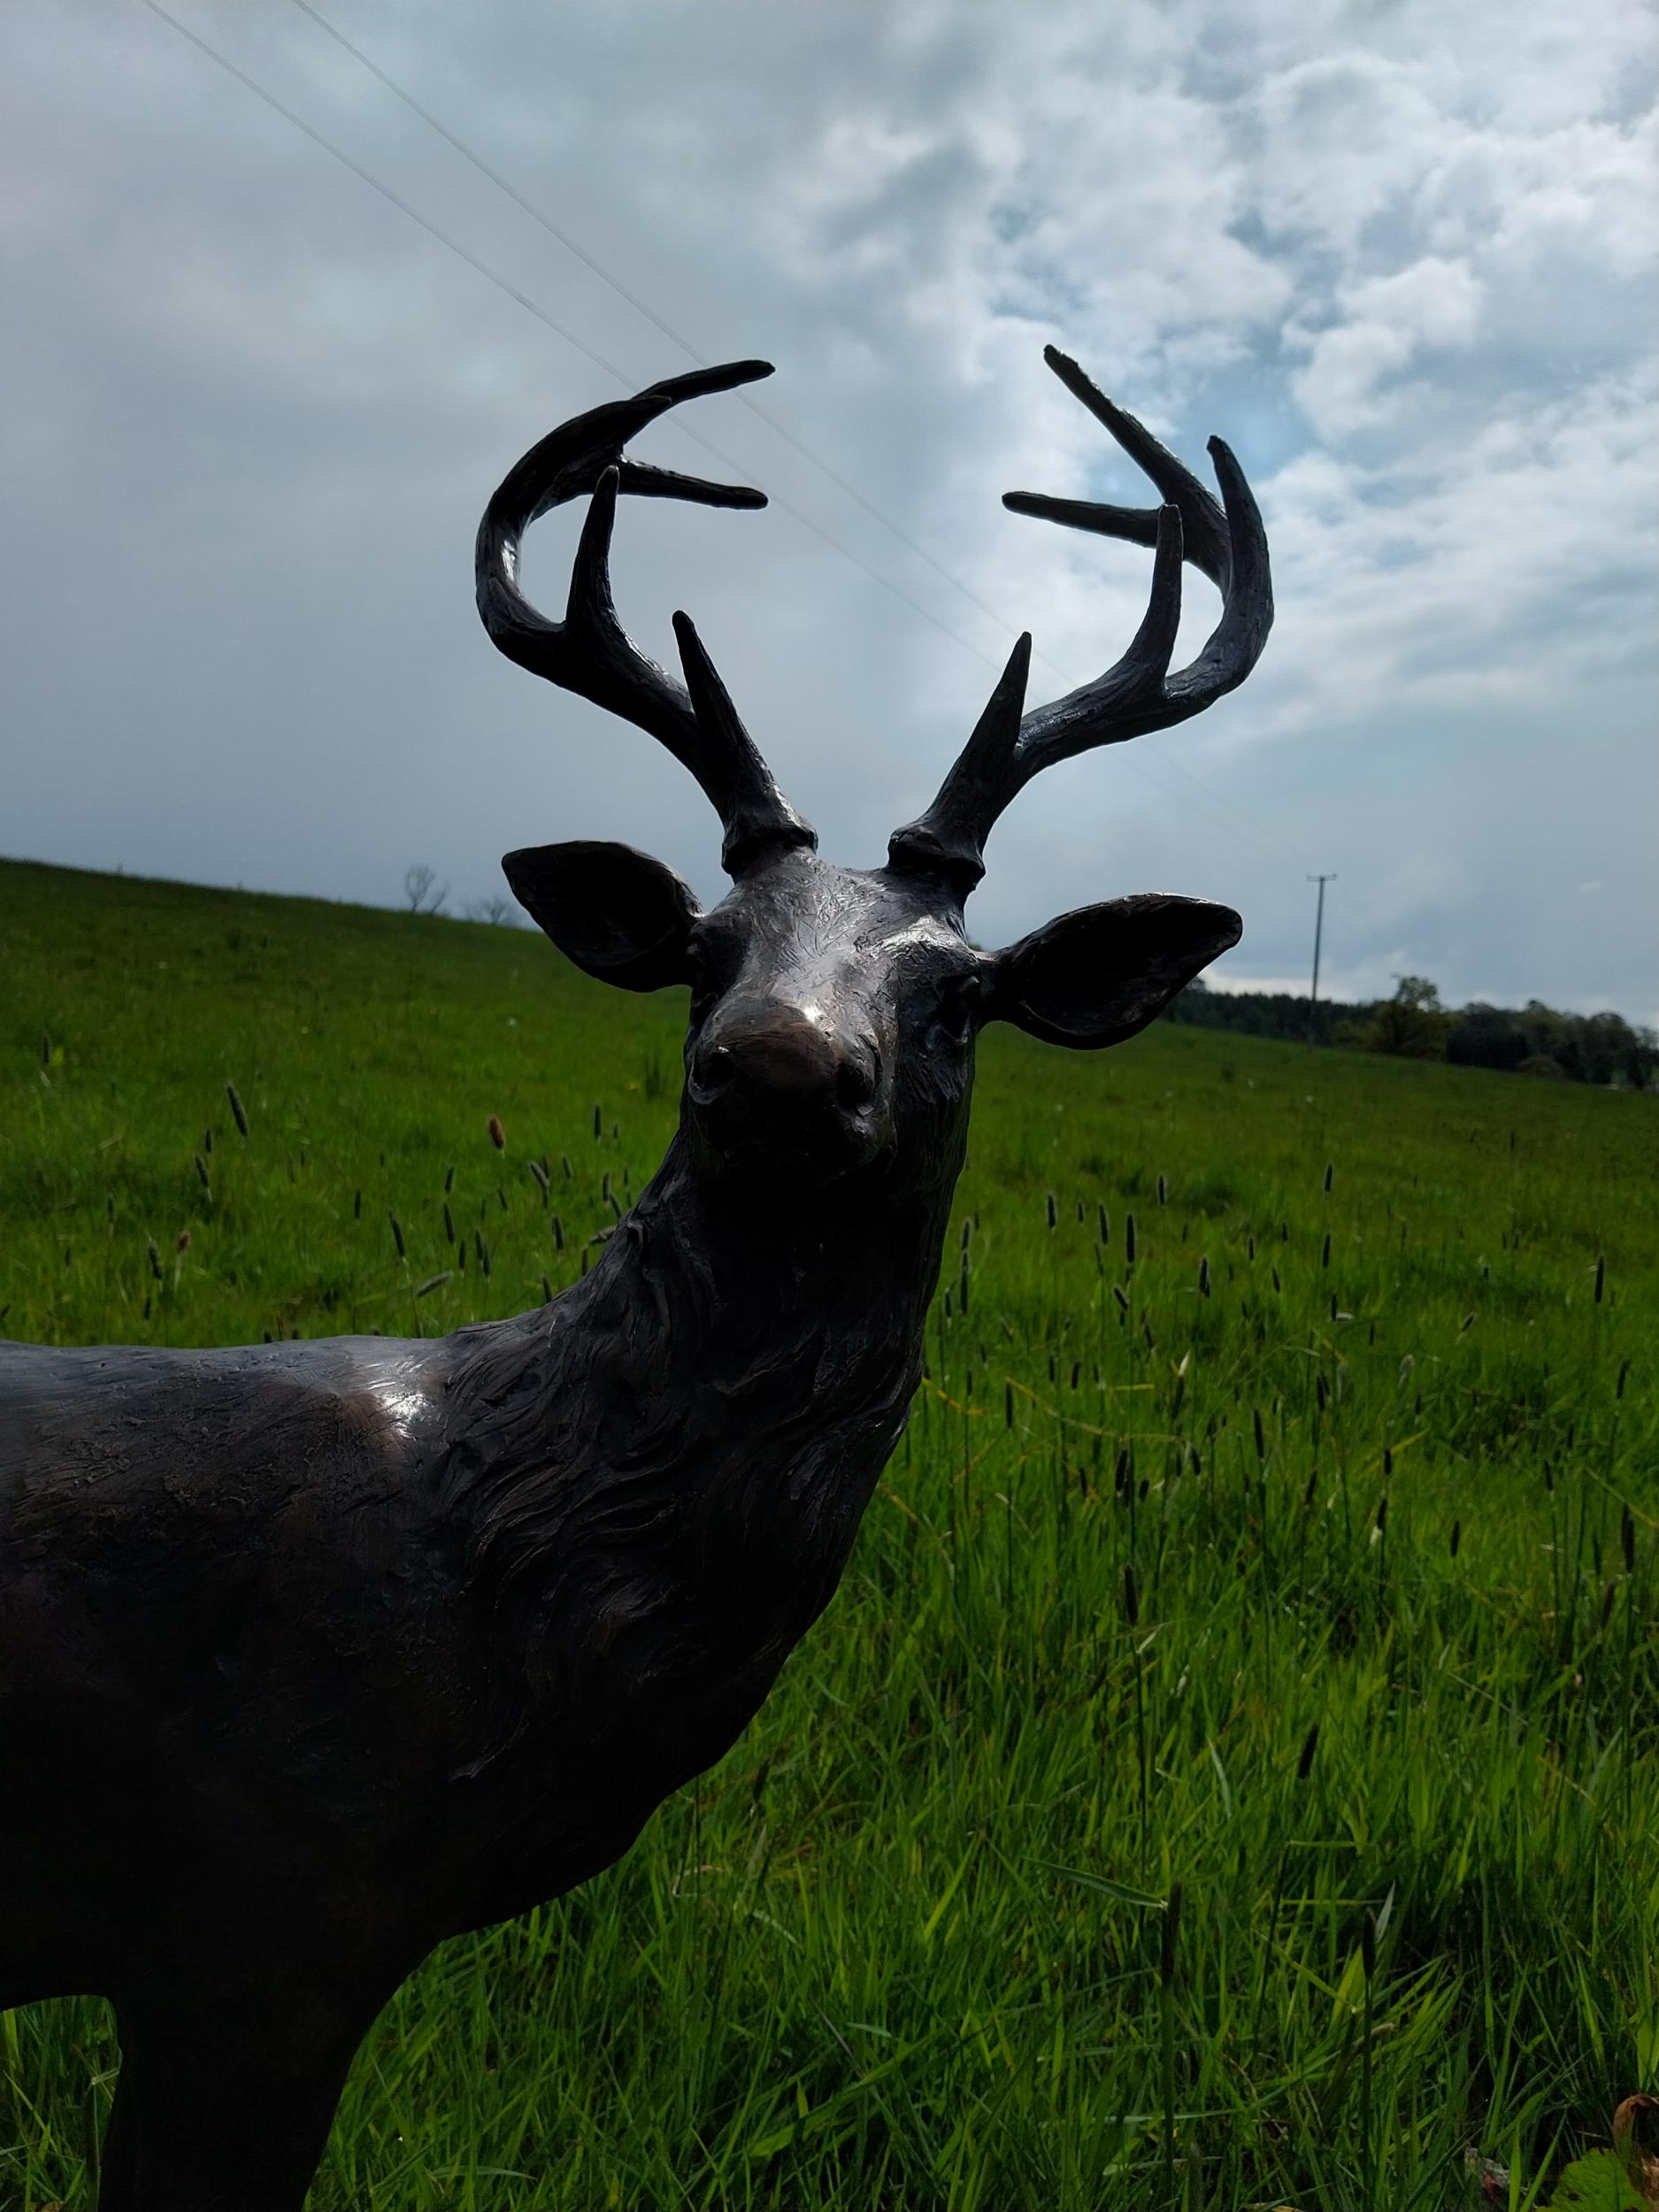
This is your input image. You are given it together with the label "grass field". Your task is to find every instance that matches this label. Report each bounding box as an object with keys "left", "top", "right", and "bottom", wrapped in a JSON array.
[{"left": 3, "top": 853, "right": 1656, "bottom": 2210}]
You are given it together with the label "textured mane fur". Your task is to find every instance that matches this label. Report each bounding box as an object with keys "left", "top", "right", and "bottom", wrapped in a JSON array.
[{"left": 439, "top": 1119, "right": 963, "bottom": 1772}]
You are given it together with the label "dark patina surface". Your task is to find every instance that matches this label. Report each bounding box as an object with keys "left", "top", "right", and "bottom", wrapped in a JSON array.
[{"left": 0, "top": 348, "right": 1271, "bottom": 2209}]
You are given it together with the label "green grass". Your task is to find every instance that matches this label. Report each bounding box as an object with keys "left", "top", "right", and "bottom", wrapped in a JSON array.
[{"left": 3, "top": 854, "right": 1656, "bottom": 2210}]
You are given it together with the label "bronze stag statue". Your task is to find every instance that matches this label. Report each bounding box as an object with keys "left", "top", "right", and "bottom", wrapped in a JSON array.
[{"left": 0, "top": 346, "right": 1271, "bottom": 2209}]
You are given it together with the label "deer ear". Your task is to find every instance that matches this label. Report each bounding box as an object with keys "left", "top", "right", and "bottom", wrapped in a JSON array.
[
  {"left": 503, "top": 841, "right": 702, "bottom": 993},
  {"left": 983, "top": 894, "right": 1241, "bottom": 1048}
]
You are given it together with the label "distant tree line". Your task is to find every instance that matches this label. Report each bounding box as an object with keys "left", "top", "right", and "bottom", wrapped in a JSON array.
[{"left": 1165, "top": 975, "right": 1658, "bottom": 1089}]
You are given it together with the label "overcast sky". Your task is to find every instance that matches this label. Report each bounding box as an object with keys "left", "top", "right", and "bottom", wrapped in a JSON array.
[{"left": 3, "top": 1, "right": 1655, "bottom": 1020}]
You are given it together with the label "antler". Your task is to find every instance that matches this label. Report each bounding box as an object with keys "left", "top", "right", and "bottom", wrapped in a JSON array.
[
  {"left": 476, "top": 360, "right": 816, "bottom": 877},
  {"left": 889, "top": 345, "right": 1272, "bottom": 891}
]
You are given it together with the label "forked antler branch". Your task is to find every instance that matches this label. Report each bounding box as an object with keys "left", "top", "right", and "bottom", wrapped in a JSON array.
[
  {"left": 476, "top": 360, "right": 815, "bottom": 876},
  {"left": 889, "top": 345, "right": 1272, "bottom": 890}
]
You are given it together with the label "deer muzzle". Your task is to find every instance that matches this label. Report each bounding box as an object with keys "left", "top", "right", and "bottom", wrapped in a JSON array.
[{"left": 687, "top": 1000, "right": 890, "bottom": 1177}]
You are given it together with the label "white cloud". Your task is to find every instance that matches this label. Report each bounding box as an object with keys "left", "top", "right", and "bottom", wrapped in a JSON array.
[
  {"left": 1253, "top": 54, "right": 1450, "bottom": 253},
  {"left": 1291, "top": 257, "right": 1483, "bottom": 439},
  {"left": 0, "top": 0, "right": 1652, "bottom": 1024}
]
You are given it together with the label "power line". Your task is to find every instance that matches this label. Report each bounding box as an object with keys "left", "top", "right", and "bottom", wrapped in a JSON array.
[
  {"left": 134, "top": 1, "right": 1021, "bottom": 672},
  {"left": 288, "top": 0, "right": 1312, "bottom": 870},
  {"left": 139, "top": 0, "right": 1308, "bottom": 871},
  {"left": 135, "top": 0, "right": 632, "bottom": 387},
  {"left": 290, "top": 1, "right": 1038, "bottom": 641},
  {"left": 288, "top": 0, "right": 716, "bottom": 372}
]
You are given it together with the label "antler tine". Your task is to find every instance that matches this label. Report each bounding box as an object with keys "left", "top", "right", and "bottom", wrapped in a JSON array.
[
  {"left": 1007, "top": 348, "right": 1233, "bottom": 586},
  {"left": 889, "top": 347, "right": 1271, "bottom": 892},
  {"left": 887, "top": 634, "right": 1032, "bottom": 888},
  {"left": 475, "top": 361, "right": 814, "bottom": 875},
  {"left": 671, "top": 611, "right": 810, "bottom": 877}
]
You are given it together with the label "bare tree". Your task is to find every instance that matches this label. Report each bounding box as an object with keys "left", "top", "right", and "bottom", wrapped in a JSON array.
[
  {"left": 465, "top": 895, "right": 521, "bottom": 927},
  {"left": 403, "top": 864, "right": 449, "bottom": 916}
]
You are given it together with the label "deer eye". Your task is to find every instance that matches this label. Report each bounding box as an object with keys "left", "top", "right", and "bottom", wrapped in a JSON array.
[
  {"left": 686, "top": 939, "right": 720, "bottom": 1011},
  {"left": 933, "top": 970, "right": 980, "bottom": 1043}
]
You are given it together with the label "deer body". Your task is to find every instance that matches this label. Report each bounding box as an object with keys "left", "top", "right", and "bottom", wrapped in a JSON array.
[
  {"left": 0, "top": 353, "right": 1271, "bottom": 2208},
  {"left": 1, "top": 1119, "right": 941, "bottom": 1924}
]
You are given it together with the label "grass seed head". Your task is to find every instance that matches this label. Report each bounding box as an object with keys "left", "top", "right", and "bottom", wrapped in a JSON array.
[
  {"left": 226, "top": 1082, "right": 249, "bottom": 1137},
  {"left": 488, "top": 1114, "right": 506, "bottom": 1151}
]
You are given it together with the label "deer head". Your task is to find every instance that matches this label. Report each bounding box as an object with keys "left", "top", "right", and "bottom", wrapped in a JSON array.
[{"left": 477, "top": 351, "right": 1271, "bottom": 1190}]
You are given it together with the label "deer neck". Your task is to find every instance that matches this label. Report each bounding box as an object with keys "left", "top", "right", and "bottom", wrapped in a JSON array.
[{"left": 573, "top": 1122, "right": 964, "bottom": 1416}]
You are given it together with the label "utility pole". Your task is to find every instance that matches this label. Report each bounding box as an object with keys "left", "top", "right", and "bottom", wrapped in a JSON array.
[{"left": 1307, "top": 874, "right": 1335, "bottom": 1046}]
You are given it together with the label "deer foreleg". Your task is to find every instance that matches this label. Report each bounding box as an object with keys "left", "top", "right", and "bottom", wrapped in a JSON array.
[{"left": 97, "top": 1968, "right": 388, "bottom": 2212}]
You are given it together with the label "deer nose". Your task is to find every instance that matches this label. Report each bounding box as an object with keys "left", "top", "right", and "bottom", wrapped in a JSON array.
[{"left": 691, "top": 1004, "right": 883, "bottom": 1159}]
